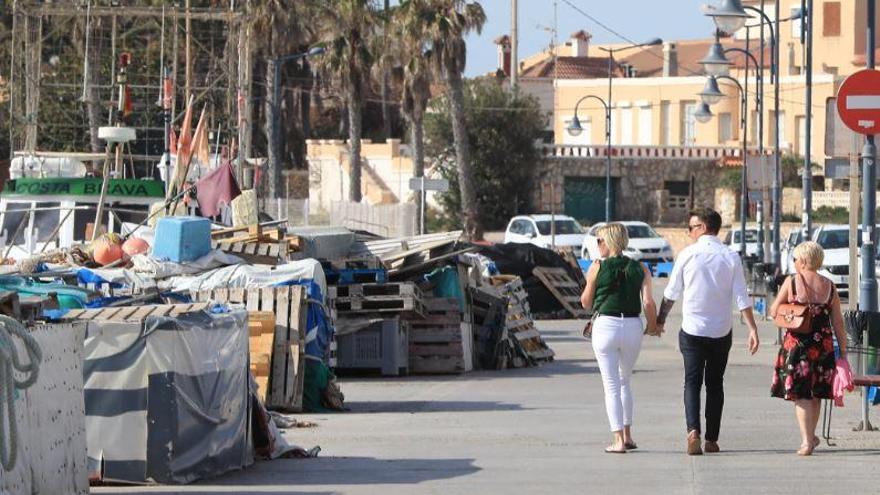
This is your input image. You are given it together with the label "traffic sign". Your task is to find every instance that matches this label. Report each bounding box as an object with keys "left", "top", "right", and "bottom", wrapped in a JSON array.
[
  {"left": 408, "top": 177, "right": 450, "bottom": 192},
  {"left": 836, "top": 69, "right": 880, "bottom": 134}
]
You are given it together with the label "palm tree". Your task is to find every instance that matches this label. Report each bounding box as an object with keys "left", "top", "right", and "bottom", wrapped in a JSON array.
[
  {"left": 393, "top": 0, "right": 434, "bottom": 231},
  {"left": 315, "top": 0, "right": 379, "bottom": 203},
  {"left": 250, "top": 0, "right": 320, "bottom": 199},
  {"left": 423, "top": 0, "right": 486, "bottom": 240}
]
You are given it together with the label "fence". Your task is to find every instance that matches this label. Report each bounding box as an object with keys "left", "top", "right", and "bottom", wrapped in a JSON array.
[
  {"left": 267, "top": 199, "right": 310, "bottom": 227},
  {"left": 329, "top": 201, "right": 417, "bottom": 238}
]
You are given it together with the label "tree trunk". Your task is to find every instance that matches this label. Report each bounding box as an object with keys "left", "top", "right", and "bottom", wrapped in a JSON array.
[
  {"left": 348, "top": 92, "right": 363, "bottom": 203},
  {"left": 410, "top": 112, "right": 425, "bottom": 233},
  {"left": 264, "top": 59, "right": 279, "bottom": 199},
  {"left": 445, "top": 70, "right": 482, "bottom": 240}
]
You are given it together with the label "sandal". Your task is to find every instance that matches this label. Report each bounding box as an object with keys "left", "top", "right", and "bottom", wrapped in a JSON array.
[
  {"left": 605, "top": 444, "right": 627, "bottom": 454},
  {"left": 624, "top": 441, "right": 638, "bottom": 450}
]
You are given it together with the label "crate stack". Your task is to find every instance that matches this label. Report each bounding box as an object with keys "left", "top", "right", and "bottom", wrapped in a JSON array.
[
  {"left": 489, "top": 276, "right": 555, "bottom": 367},
  {"left": 248, "top": 311, "right": 276, "bottom": 402},
  {"left": 329, "top": 280, "right": 425, "bottom": 376},
  {"left": 404, "top": 297, "right": 473, "bottom": 374}
]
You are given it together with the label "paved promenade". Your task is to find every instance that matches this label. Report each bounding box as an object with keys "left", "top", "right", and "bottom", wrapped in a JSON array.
[{"left": 95, "top": 280, "right": 880, "bottom": 494}]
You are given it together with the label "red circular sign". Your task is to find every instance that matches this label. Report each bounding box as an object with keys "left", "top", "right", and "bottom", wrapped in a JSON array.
[{"left": 837, "top": 69, "right": 880, "bottom": 135}]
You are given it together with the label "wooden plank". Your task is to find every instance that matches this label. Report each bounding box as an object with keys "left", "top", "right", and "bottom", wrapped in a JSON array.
[
  {"left": 512, "top": 328, "right": 541, "bottom": 341},
  {"left": 229, "top": 287, "right": 246, "bottom": 304},
  {"left": 409, "top": 356, "right": 465, "bottom": 374},
  {"left": 257, "top": 243, "right": 271, "bottom": 256},
  {"left": 290, "top": 286, "right": 307, "bottom": 412},
  {"left": 409, "top": 343, "right": 464, "bottom": 357},
  {"left": 245, "top": 243, "right": 258, "bottom": 255},
  {"left": 269, "top": 287, "right": 288, "bottom": 408},
  {"left": 532, "top": 267, "right": 589, "bottom": 319},
  {"left": 246, "top": 289, "right": 261, "bottom": 311},
  {"left": 214, "top": 288, "right": 230, "bottom": 302},
  {"left": 198, "top": 289, "right": 212, "bottom": 301}
]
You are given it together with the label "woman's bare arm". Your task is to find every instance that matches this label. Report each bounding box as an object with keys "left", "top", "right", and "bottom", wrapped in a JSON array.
[
  {"left": 580, "top": 261, "right": 601, "bottom": 310},
  {"left": 641, "top": 264, "right": 658, "bottom": 335},
  {"left": 829, "top": 289, "right": 847, "bottom": 359},
  {"left": 769, "top": 276, "right": 792, "bottom": 318}
]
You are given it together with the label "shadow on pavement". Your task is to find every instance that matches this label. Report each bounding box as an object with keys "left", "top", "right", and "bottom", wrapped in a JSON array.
[{"left": 344, "top": 400, "right": 528, "bottom": 413}]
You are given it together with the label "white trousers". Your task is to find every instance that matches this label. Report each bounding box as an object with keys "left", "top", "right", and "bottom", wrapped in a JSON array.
[{"left": 591, "top": 316, "right": 644, "bottom": 432}]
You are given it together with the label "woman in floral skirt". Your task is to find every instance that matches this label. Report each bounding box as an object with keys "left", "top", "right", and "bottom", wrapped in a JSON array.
[{"left": 770, "top": 241, "right": 847, "bottom": 456}]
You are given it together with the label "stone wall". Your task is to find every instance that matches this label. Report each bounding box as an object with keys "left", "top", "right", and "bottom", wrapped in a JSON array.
[{"left": 536, "top": 157, "right": 720, "bottom": 225}]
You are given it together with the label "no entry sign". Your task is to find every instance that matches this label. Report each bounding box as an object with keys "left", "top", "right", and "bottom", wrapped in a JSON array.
[{"left": 837, "top": 69, "right": 880, "bottom": 135}]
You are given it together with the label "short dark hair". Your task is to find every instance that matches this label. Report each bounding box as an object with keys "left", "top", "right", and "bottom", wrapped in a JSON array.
[{"left": 689, "top": 207, "right": 722, "bottom": 235}]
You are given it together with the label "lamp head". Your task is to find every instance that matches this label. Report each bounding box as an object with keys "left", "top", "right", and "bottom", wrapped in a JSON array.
[
  {"left": 694, "top": 102, "right": 714, "bottom": 124},
  {"left": 699, "top": 76, "right": 725, "bottom": 106},
  {"left": 566, "top": 115, "right": 583, "bottom": 137},
  {"left": 699, "top": 41, "right": 732, "bottom": 77},
  {"left": 703, "top": 0, "right": 750, "bottom": 34}
]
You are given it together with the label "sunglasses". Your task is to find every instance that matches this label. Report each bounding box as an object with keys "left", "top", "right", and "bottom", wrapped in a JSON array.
[
  {"left": 597, "top": 238, "right": 605, "bottom": 244},
  {"left": 687, "top": 223, "right": 704, "bottom": 232}
]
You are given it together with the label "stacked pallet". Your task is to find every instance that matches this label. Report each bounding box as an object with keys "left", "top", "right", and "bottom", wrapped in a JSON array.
[
  {"left": 190, "top": 286, "right": 308, "bottom": 412},
  {"left": 469, "top": 287, "right": 509, "bottom": 370},
  {"left": 532, "top": 267, "right": 589, "bottom": 319},
  {"left": 405, "top": 297, "right": 473, "bottom": 374},
  {"left": 321, "top": 258, "right": 387, "bottom": 285},
  {"left": 489, "top": 276, "right": 554, "bottom": 366},
  {"left": 248, "top": 311, "right": 275, "bottom": 402},
  {"left": 331, "top": 282, "right": 425, "bottom": 316},
  {"left": 211, "top": 222, "right": 300, "bottom": 264}
]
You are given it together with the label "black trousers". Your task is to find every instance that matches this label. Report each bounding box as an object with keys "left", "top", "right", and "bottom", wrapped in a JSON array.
[{"left": 679, "top": 329, "right": 732, "bottom": 442}]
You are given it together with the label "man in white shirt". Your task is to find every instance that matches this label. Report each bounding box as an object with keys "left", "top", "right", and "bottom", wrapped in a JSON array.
[{"left": 657, "top": 207, "right": 759, "bottom": 456}]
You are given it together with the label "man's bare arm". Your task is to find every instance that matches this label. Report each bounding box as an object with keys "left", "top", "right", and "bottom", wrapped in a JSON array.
[{"left": 656, "top": 297, "right": 676, "bottom": 326}]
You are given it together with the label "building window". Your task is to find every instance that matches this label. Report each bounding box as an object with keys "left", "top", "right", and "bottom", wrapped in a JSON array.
[
  {"left": 791, "top": 6, "right": 803, "bottom": 38},
  {"left": 665, "top": 181, "right": 690, "bottom": 209},
  {"left": 750, "top": 111, "right": 759, "bottom": 145},
  {"left": 796, "top": 115, "right": 807, "bottom": 156},
  {"left": 823, "top": 2, "right": 841, "bottom": 37},
  {"left": 611, "top": 108, "right": 620, "bottom": 145},
  {"left": 660, "top": 101, "right": 671, "bottom": 146},
  {"left": 719, "top": 112, "right": 733, "bottom": 143},
  {"left": 681, "top": 101, "right": 697, "bottom": 147},
  {"left": 638, "top": 105, "right": 653, "bottom": 145},
  {"left": 620, "top": 106, "right": 633, "bottom": 145},
  {"left": 769, "top": 111, "right": 786, "bottom": 148}
]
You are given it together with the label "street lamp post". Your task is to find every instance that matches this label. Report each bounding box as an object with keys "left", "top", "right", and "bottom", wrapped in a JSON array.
[
  {"left": 596, "top": 39, "right": 663, "bottom": 222},
  {"left": 698, "top": 75, "right": 752, "bottom": 258},
  {"left": 566, "top": 95, "right": 611, "bottom": 221},
  {"left": 271, "top": 46, "right": 325, "bottom": 199},
  {"left": 703, "top": 0, "right": 805, "bottom": 269}
]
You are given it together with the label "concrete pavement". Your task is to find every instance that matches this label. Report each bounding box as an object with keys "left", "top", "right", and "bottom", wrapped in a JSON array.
[{"left": 95, "top": 280, "right": 880, "bottom": 494}]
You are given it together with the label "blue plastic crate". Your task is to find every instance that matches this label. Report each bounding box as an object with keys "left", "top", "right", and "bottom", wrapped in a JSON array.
[{"left": 152, "top": 216, "right": 212, "bottom": 262}]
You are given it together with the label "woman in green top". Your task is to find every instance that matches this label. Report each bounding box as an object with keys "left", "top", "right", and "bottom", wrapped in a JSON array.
[{"left": 580, "top": 223, "right": 659, "bottom": 453}]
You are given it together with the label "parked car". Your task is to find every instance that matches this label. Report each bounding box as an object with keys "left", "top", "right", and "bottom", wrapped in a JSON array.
[
  {"left": 503, "top": 214, "right": 586, "bottom": 250},
  {"left": 581, "top": 221, "right": 673, "bottom": 262},
  {"left": 723, "top": 227, "right": 760, "bottom": 258},
  {"left": 781, "top": 229, "right": 805, "bottom": 275},
  {"left": 812, "top": 224, "right": 851, "bottom": 296}
]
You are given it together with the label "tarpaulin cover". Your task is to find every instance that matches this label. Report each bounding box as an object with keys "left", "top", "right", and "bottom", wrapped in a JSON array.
[
  {"left": 160, "top": 258, "right": 326, "bottom": 296},
  {"left": 424, "top": 266, "right": 465, "bottom": 310},
  {"left": 82, "top": 308, "right": 252, "bottom": 484},
  {"left": 477, "top": 243, "right": 584, "bottom": 315}
]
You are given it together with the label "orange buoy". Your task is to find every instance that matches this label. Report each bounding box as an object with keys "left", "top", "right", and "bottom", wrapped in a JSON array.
[
  {"left": 93, "top": 236, "right": 125, "bottom": 266},
  {"left": 122, "top": 237, "right": 150, "bottom": 257}
]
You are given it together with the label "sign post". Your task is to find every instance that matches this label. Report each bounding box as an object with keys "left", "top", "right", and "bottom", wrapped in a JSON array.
[
  {"left": 836, "top": 3, "right": 877, "bottom": 430},
  {"left": 409, "top": 177, "right": 449, "bottom": 235}
]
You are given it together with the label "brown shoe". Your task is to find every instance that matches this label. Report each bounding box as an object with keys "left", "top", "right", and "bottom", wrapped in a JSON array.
[
  {"left": 704, "top": 441, "right": 720, "bottom": 453},
  {"left": 687, "top": 431, "right": 703, "bottom": 455}
]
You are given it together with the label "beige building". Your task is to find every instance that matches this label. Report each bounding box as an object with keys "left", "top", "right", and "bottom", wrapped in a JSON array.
[{"left": 501, "top": 0, "right": 880, "bottom": 182}]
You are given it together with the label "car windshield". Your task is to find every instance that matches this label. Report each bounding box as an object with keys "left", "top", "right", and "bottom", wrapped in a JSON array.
[
  {"left": 817, "top": 230, "right": 850, "bottom": 249},
  {"left": 733, "top": 230, "right": 758, "bottom": 243},
  {"left": 626, "top": 225, "right": 660, "bottom": 239},
  {"left": 536, "top": 220, "right": 583, "bottom": 235}
]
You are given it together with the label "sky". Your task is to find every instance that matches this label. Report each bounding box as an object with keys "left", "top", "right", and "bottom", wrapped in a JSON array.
[{"left": 463, "top": 0, "right": 713, "bottom": 77}]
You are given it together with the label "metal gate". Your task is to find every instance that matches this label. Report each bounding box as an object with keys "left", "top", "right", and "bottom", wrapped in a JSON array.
[{"left": 563, "top": 177, "right": 616, "bottom": 224}]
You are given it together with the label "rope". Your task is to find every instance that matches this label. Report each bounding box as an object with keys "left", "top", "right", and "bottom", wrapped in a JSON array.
[{"left": 0, "top": 315, "right": 42, "bottom": 471}]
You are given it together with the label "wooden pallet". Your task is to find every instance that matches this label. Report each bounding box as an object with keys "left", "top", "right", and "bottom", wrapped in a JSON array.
[
  {"left": 64, "top": 302, "right": 210, "bottom": 321},
  {"left": 212, "top": 240, "right": 289, "bottom": 264},
  {"left": 248, "top": 311, "right": 275, "bottom": 402},
  {"left": 331, "top": 283, "right": 425, "bottom": 317},
  {"left": 191, "top": 286, "right": 308, "bottom": 412},
  {"left": 332, "top": 282, "right": 419, "bottom": 298},
  {"left": 405, "top": 297, "right": 471, "bottom": 374},
  {"left": 532, "top": 267, "right": 589, "bottom": 319}
]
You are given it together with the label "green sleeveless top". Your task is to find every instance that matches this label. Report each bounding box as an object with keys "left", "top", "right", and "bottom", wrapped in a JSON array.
[{"left": 593, "top": 255, "right": 644, "bottom": 315}]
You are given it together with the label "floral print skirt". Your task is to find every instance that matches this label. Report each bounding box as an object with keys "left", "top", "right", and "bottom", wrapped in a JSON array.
[{"left": 771, "top": 316, "right": 836, "bottom": 401}]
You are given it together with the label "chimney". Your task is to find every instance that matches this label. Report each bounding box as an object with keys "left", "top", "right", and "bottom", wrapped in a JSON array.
[
  {"left": 569, "top": 30, "right": 591, "bottom": 57},
  {"left": 495, "top": 35, "right": 512, "bottom": 77},
  {"left": 662, "top": 42, "right": 678, "bottom": 77}
]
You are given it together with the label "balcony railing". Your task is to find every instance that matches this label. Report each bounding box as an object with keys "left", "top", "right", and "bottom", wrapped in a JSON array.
[{"left": 542, "top": 144, "right": 765, "bottom": 160}]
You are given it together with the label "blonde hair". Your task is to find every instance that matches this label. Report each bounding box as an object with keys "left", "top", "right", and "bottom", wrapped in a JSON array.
[
  {"left": 597, "top": 223, "right": 629, "bottom": 256},
  {"left": 793, "top": 241, "right": 824, "bottom": 270}
]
